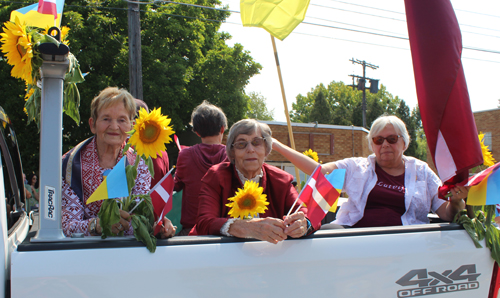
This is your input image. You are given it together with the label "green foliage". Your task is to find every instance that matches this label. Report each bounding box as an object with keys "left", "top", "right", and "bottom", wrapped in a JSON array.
[
  {"left": 290, "top": 80, "right": 427, "bottom": 160},
  {"left": 97, "top": 199, "right": 121, "bottom": 237},
  {"left": 0, "top": 0, "right": 261, "bottom": 174},
  {"left": 309, "top": 86, "right": 332, "bottom": 124},
  {"left": 245, "top": 91, "right": 274, "bottom": 120},
  {"left": 456, "top": 206, "right": 500, "bottom": 265}
]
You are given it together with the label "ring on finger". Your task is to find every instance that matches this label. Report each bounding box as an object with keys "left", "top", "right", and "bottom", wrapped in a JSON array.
[{"left": 118, "top": 223, "right": 123, "bottom": 230}]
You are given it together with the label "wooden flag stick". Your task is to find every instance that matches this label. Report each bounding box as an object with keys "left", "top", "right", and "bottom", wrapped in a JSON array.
[{"left": 270, "top": 35, "right": 302, "bottom": 190}]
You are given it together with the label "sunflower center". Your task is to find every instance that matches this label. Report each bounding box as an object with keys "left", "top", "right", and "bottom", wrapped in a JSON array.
[
  {"left": 238, "top": 195, "right": 256, "bottom": 210},
  {"left": 139, "top": 121, "right": 161, "bottom": 143},
  {"left": 17, "top": 42, "right": 26, "bottom": 57}
]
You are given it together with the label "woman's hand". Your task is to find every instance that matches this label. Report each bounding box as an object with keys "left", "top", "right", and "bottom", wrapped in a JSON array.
[
  {"left": 436, "top": 185, "right": 468, "bottom": 222},
  {"left": 449, "top": 185, "right": 469, "bottom": 203},
  {"left": 283, "top": 211, "right": 308, "bottom": 238},
  {"left": 229, "top": 217, "right": 287, "bottom": 244},
  {"left": 111, "top": 209, "right": 132, "bottom": 234},
  {"left": 154, "top": 217, "right": 176, "bottom": 239}
]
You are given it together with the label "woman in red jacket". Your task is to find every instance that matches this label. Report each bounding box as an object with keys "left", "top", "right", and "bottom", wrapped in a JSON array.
[{"left": 195, "top": 119, "right": 318, "bottom": 244}]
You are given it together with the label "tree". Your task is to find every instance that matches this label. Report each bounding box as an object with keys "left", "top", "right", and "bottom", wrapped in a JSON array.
[
  {"left": 0, "top": 0, "right": 262, "bottom": 174},
  {"left": 245, "top": 92, "right": 274, "bottom": 120},
  {"left": 309, "top": 86, "right": 332, "bottom": 124}
]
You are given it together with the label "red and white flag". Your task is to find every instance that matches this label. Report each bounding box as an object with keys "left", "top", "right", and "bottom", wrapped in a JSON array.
[
  {"left": 174, "top": 134, "right": 182, "bottom": 152},
  {"left": 405, "top": 0, "right": 483, "bottom": 185},
  {"left": 299, "top": 165, "right": 340, "bottom": 227},
  {"left": 37, "top": 0, "right": 57, "bottom": 19},
  {"left": 150, "top": 168, "right": 174, "bottom": 234}
]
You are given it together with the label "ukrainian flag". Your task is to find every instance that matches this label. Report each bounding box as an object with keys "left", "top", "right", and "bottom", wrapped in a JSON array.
[
  {"left": 325, "top": 169, "right": 346, "bottom": 212},
  {"left": 86, "top": 157, "right": 130, "bottom": 204},
  {"left": 467, "top": 166, "right": 500, "bottom": 206},
  {"left": 10, "top": 0, "right": 65, "bottom": 28}
]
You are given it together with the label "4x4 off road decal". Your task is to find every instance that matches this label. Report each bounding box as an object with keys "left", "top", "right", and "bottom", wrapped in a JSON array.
[{"left": 396, "top": 264, "right": 480, "bottom": 297}]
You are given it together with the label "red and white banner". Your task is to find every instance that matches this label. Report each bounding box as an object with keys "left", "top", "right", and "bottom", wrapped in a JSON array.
[{"left": 405, "top": 0, "right": 483, "bottom": 184}]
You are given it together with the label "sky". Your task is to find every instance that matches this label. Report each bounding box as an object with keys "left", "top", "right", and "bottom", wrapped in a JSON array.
[{"left": 217, "top": 0, "right": 500, "bottom": 122}]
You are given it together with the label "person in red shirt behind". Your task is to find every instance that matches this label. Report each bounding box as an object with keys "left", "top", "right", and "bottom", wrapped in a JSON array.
[{"left": 174, "top": 101, "right": 228, "bottom": 235}]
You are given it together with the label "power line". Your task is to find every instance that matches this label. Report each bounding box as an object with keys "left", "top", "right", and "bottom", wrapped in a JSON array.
[{"left": 1, "top": 0, "right": 499, "bottom": 55}]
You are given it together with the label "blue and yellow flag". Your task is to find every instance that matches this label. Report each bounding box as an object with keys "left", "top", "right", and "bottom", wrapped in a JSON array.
[
  {"left": 240, "top": 0, "right": 310, "bottom": 41},
  {"left": 86, "top": 157, "right": 129, "bottom": 204},
  {"left": 325, "top": 169, "right": 346, "bottom": 212},
  {"left": 10, "top": 0, "right": 65, "bottom": 28},
  {"left": 467, "top": 165, "right": 500, "bottom": 206}
]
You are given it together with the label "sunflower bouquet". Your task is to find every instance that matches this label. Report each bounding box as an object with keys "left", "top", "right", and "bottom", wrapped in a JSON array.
[
  {"left": 0, "top": 17, "right": 84, "bottom": 127},
  {"left": 226, "top": 180, "right": 269, "bottom": 219},
  {"left": 98, "top": 107, "right": 175, "bottom": 253}
]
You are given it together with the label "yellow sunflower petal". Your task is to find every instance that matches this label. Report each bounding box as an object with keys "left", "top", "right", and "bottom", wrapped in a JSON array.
[
  {"left": 128, "top": 107, "right": 175, "bottom": 159},
  {"left": 478, "top": 132, "right": 495, "bottom": 167},
  {"left": 0, "top": 18, "right": 33, "bottom": 83},
  {"left": 226, "top": 181, "right": 269, "bottom": 219}
]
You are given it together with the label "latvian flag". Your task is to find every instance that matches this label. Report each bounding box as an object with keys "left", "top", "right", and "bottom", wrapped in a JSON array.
[
  {"left": 299, "top": 165, "right": 345, "bottom": 227},
  {"left": 37, "top": 0, "right": 57, "bottom": 19},
  {"left": 150, "top": 168, "right": 174, "bottom": 234}
]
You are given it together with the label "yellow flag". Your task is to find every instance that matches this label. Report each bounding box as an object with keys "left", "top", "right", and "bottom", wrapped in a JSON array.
[{"left": 240, "top": 0, "right": 310, "bottom": 41}]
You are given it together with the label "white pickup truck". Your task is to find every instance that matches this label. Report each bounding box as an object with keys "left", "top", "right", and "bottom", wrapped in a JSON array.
[{"left": 0, "top": 50, "right": 498, "bottom": 298}]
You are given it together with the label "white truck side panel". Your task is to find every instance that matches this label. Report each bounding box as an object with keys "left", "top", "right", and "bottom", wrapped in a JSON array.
[{"left": 11, "top": 228, "right": 495, "bottom": 298}]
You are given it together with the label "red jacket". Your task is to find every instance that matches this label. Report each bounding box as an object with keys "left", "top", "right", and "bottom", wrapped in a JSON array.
[
  {"left": 174, "top": 143, "right": 227, "bottom": 229},
  {"left": 195, "top": 162, "right": 316, "bottom": 236}
]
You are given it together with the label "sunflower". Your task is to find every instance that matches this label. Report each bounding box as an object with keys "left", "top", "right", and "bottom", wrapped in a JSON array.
[
  {"left": 128, "top": 107, "right": 175, "bottom": 159},
  {"left": 226, "top": 180, "right": 269, "bottom": 219},
  {"left": 0, "top": 17, "right": 33, "bottom": 84},
  {"left": 303, "top": 149, "right": 319, "bottom": 162},
  {"left": 479, "top": 132, "right": 496, "bottom": 167}
]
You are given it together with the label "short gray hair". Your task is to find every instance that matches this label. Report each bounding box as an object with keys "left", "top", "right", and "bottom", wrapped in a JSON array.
[
  {"left": 226, "top": 119, "right": 273, "bottom": 163},
  {"left": 367, "top": 115, "right": 410, "bottom": 152}
]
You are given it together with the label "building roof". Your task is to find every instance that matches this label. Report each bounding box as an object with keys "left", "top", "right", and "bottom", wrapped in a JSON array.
[{"left": 259, "top": 120, "right": 370, "bottom": 133}]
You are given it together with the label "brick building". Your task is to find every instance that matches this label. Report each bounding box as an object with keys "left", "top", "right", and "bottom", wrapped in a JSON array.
[
  {"left": 474, "top": 108, "right": 500, "bottom": 158},
  {"left": 259, "top": 121, "right": 370, "bottom": 181}
]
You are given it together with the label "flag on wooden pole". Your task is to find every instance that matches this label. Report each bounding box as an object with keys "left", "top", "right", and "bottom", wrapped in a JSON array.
[{"left": 405, "top": 0, "right": 483, "bottom": 185}]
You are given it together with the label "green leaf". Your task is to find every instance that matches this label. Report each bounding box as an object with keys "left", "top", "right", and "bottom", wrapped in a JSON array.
[
  {"left": 63, "top": 82, "right": 81, "bottom": 125},
  {"left": 462, "top": 222, "right": 483, "bottom": 248},
  {"left": 125, "top": 164, "right": 138, "bottom": 194},
  {"left": 485, "top": 225, "right": 500, "bottom": 265},
  {"left": 98, "top": 200, "right": 121, "bottom": 238},
  {"left": 145, "top": 156, "right": 155, "bottom": 178},
  {"left": 131, "top": 214, "right": 157, "bottom": 253},
  {"left": 472, "top": 218, "right": 486, "bottom": 241},
  {"left": 122, "top": 143, "right": 131, "bottom": 155}
]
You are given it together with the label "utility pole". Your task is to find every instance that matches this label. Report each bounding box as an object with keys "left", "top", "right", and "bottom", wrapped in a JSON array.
[
  {"left": 348, "top": 58, "right": 379, "bottom": 128},
  {"left": 128, "top": 0, "right": 143, "bottom": 100}
]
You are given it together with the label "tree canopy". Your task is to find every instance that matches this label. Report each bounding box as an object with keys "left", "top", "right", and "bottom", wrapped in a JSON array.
[
  {"left": 0, "top": 0, "right": 262, "bottom": 173},
  {"left": 290, "top": 80, "right": 425, "bottom": 160},
  {"left": 245, "top": 91, "right": 274, "bottom": 121}
]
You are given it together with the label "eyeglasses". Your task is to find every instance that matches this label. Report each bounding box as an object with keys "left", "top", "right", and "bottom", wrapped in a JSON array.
[
  {"left": 232, "top": 137, "right": 266, "bottom": 150},
  {"left": 372, "top": 134, "right": 401, "bottom": 145}
]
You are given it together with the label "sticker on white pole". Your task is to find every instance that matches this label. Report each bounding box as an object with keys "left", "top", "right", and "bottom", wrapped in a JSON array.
[{"left": 45, "top": 186, "right": 56, "bottom": 221}]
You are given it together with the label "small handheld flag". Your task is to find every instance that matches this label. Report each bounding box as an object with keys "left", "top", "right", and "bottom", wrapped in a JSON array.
[
  {"left": 86, "top": 157, "right": 130, "bottom": 204},
  {"left": 467, "top": 163, "right": 500, "bottom": 206},
  {"left": 151, "top": 167, "right": 175, "bottom": 234},
  {"left": 292, "top": 165, "right": 345, "bottom": 227}
]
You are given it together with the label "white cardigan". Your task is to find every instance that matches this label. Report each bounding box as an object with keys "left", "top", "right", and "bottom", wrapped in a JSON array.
[{"left": 333, "top": 155, "right": 446, "bottom": 226}]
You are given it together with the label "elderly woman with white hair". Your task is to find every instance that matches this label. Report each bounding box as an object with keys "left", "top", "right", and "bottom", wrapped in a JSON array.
[
  {"left": 194, "top": 119, "right": 318, "bottom": 243},
  {"left": 272, "top": 115, "right": 468, "bottom": 228}
]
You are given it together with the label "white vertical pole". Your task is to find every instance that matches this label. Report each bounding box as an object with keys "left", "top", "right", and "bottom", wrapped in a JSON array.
[{"left": 32, "top": 59, "right": 69, "bottom": 241}]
